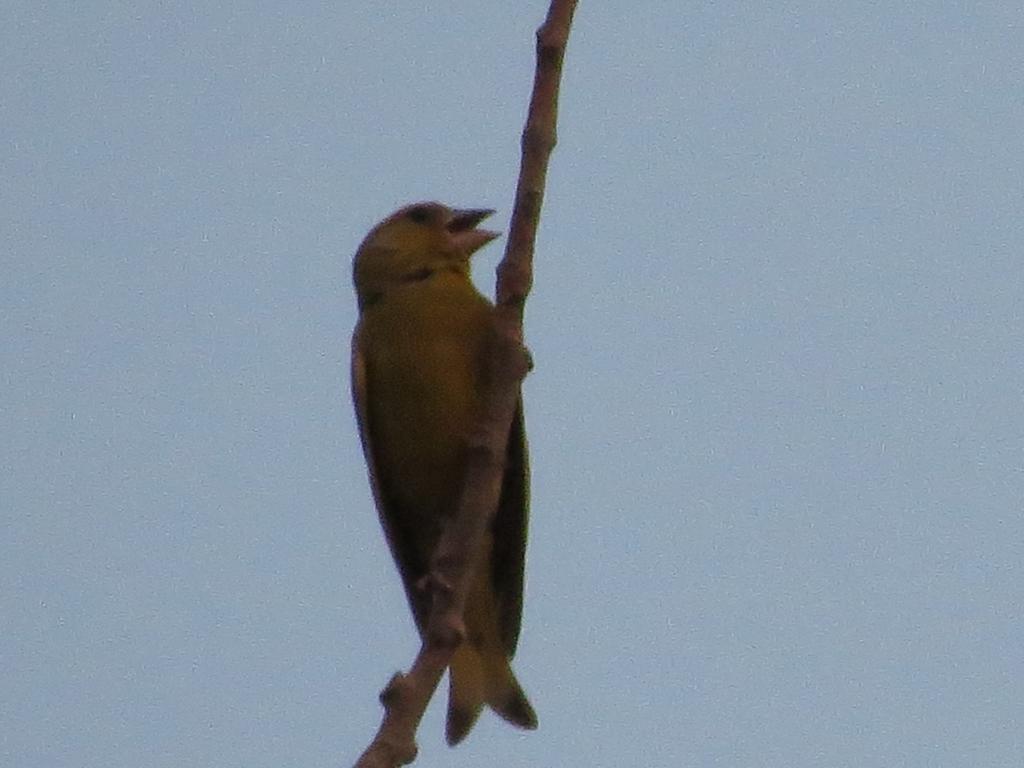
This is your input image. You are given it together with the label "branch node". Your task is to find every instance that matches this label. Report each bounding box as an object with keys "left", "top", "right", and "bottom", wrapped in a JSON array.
[{"left": 379, "top": 672, "right": 408, "bottom": 707}]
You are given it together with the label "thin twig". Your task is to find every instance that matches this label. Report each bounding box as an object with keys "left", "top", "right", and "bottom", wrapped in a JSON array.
[{"left": 353, "top": 2, "right": 577, "bottom": 765}]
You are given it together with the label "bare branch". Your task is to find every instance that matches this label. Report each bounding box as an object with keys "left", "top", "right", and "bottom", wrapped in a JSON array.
[{"left": 353, "top": 2, "right": 577, "bottom": 765}]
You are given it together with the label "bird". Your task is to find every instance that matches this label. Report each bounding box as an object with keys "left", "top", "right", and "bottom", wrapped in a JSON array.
[{"left": 350, "top": 201, "right": 537, "bottom": 745}]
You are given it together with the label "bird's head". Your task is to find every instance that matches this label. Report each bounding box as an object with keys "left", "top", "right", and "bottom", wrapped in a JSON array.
[{"left": 353, "top": 202, "right": 499, "bottom": 306}]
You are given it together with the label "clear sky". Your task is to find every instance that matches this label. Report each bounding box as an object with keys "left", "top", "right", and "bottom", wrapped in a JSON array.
[{"left": 3, "top": 3, "right": 1022, "bottom": 767}]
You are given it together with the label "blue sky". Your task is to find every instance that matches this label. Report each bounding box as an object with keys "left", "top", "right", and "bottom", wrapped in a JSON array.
[{"left": 3, "top": 3, "right": 1022, "bottom": 766}]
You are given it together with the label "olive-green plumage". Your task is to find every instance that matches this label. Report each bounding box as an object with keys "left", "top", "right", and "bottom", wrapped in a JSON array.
[{"left": 350, "top": 202, "right": 537, "bottom": 745}]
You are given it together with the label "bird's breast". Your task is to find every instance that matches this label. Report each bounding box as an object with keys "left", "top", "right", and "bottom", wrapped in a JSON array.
[{"left": 362, "top": 280, "right": 494, "bottom": 520}]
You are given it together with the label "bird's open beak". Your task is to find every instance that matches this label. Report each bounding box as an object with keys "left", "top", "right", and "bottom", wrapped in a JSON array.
[{"left": 446, "top": 208, "right": 500, "bottom": 255}]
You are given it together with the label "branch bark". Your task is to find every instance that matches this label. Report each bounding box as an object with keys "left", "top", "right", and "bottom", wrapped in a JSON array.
[{"left": 353, "top": 2, "right": 577, "bottom": 765}]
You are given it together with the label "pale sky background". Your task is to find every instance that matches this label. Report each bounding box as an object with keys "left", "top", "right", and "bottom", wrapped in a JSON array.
[{"left": 3, "top": 3, "right": 1023, "bottom": 767}]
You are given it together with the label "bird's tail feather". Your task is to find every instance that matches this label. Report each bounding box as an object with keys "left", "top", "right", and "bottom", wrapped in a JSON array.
[{"left": 446, "top": 643, "right": 537, "bottom": 745}]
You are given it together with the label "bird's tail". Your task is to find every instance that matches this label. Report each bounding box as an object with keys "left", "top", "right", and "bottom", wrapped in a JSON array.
[{"left": 446, "top": 641, "right": 538, "bottom": 745}]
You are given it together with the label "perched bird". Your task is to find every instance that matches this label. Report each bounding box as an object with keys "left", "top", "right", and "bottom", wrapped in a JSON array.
[{"left": 350, "top": 202, "right": 537, "bottom": 745}]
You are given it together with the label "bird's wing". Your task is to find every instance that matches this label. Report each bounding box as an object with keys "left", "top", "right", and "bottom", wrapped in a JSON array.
[
  {"left": 354, "top": 325, "right": 530, "bottom": 645},
  {"left": 491, "top": 398, "right": 530, "bottom": 656},
  {"left": 351, "top": 324, "right": 431, "bottom": 630}
]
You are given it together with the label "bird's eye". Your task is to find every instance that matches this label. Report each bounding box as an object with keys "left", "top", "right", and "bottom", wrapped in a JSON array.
[{"left": 406, "top": 205, "right": 431, "bottom": 224}]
